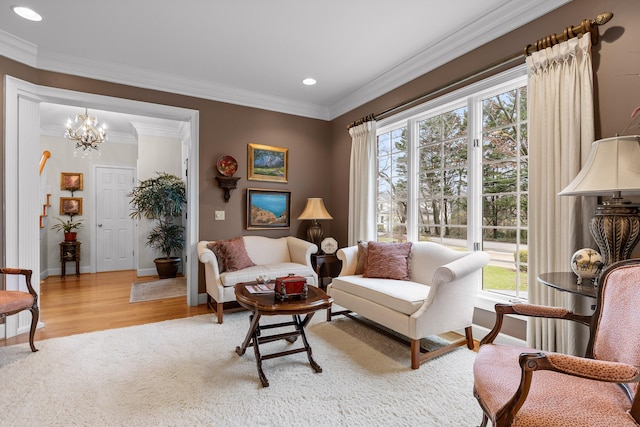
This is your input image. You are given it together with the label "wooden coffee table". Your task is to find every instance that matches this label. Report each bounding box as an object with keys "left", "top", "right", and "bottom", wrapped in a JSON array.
[{"left": 234, "top": 283, "right": 333, "bottom": 387}]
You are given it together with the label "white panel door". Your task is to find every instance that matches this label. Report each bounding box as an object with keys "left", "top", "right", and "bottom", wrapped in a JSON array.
[{"left": 96, "top": 167, "right": 135, "bottom": 272}]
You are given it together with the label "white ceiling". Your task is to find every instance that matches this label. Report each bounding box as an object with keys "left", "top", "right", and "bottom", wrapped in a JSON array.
[{"left": 1, "top": 0, "right": 568, "bottom": 132}]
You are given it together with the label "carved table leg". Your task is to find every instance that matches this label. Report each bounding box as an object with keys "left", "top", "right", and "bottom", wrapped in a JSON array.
[
  {"left": 236, "top": 312, "right": 261, "bottom": 356},
  {"left": 295, "top": 314, "right": 322, "bottom": 373},
  {"left": 253, "top": 327, "right": 269, "bottom": 387}
]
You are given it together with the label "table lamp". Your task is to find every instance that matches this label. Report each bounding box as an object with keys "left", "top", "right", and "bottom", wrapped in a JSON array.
[
  {"left": 559, "top": 135, "right": 640, "bottom": 266},
  {"left": 297, "top": 198, "right": 333, "bottom": 249}
]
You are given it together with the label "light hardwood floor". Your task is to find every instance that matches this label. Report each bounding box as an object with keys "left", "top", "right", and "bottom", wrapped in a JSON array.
[{"left": 1, "top": 270, "right": 211, "bottom": 348}]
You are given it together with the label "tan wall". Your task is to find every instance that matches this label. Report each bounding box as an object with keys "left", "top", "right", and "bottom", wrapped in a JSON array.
[
  {"left": 2, "top": 0, "right": 639, "bottom": 303},
  {"left": 0, "top": 59, "right": 331, "bottom": 293},
  {"left": 326, "top": 0, "right": 640, "bottom": 338},
  {"left": 328, "top": 0, "right": 640, "bottom": 248}
]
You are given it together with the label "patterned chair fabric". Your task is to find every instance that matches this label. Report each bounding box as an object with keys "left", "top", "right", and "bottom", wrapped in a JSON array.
[
  {"left": 473, "top": 259, "right": 640, "bottom": 427},
  {"left": 0, "top": 268, "right": 39, "bottom": 352}
]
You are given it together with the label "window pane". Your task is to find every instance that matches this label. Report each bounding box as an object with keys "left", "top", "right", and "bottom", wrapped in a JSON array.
[
  {"left": 377, "top": 132, "right": 390, "bottom": 157},
  {"left": 419, "top": 117, "right": 442, "bottom": 145},
  {"left": 483, "top": 89, "right": 517, "bottom": 130},
  {"left": 419, "top": 143, "right": 441, "bottom": 171}
]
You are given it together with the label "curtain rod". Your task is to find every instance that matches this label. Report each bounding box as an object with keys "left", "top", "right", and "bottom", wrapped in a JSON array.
[{"left": 349, "top": 11, "right": 613, "bottom": 129}]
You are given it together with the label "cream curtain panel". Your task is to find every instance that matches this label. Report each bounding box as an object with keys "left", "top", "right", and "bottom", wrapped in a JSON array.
[
  {"left": 348, "top": 120, "right": 377, "bottom": 246},
  {"left": 527, "top": 35, "right": 596, "bottom": 354}
]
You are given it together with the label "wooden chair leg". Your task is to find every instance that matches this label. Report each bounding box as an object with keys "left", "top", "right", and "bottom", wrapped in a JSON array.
[
  {"left": 29, "top": 306, "right": 39, "bottom": 352},
  {"left": 217, "top": 302, "right": 224, "bottom": 324},
  {"left": 411, "top": 339, "right": 420, "bottom": 369},
  {"left": 465, "top": 326, "right": 474, "bottom": 350}
]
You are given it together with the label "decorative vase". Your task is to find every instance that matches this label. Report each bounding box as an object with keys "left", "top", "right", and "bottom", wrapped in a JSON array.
[{"left": 570, "top": 248, "right": 604, "bottom": 284}]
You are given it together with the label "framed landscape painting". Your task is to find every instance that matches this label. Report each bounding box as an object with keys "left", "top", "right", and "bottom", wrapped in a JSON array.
[
  {"left": 60, "top": 197, "right": 83, "bottom": 215},
  {"left": 60, "top": 172, "right": 83, "bottom": 191},
  {"left": 246, "top": 188, "right": 291, "bottom": 229},
  {"left": 247, "top": 143, "right": 288, "bottom": 183}
]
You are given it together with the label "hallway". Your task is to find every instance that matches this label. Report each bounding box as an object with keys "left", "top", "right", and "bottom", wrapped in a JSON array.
[{"left": 1, "top": 271, "right": 210, "bottom": 348}]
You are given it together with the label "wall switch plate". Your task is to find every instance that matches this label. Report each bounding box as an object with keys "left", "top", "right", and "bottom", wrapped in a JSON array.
[{"left": 215, "top": 210, "right": 225, "bottom": 220}]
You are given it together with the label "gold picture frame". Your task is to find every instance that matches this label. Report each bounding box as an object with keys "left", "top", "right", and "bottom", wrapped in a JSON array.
[
  {"left": 60, "top": 197, "right": 83, "bottom": 215},
  {"left": 247, "top": 143, "right": 288, "bottom": 183},
  {"left": 61, "top": 172, "right": 83, "bottom": 191}
]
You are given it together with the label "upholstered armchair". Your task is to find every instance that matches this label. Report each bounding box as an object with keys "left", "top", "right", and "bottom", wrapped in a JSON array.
[
  {"left": 0, "top": 268, "right": 39, "bottom": 352},
  {"left": 473, "top": 259, "right": 640, "bottom": 426}
]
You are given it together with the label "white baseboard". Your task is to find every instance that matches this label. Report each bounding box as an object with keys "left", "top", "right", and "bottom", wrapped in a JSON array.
[{"left": 137, "top": 268, "right": 157, "bottom": 277}]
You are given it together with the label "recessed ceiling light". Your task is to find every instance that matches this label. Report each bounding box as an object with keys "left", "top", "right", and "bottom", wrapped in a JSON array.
[
  {"left": 11, "top": 5, "right": 43, "bottom": 22},
  {"left": 302, "top": 78, "right": 317, "bottom": 86}
]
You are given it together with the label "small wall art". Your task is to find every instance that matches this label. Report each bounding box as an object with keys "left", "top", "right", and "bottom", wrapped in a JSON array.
[
  {"left": 60, "top": 172, "right": 83, "bottom": 191},
  {"left": 247, "top": 143, "right": 288, "bottom": 183},
  {"left": 60, "top": 197, "right": 83, "bottom": 215},
  {"left": 246, "top": 188, "right": 291, "bottom": 229}
]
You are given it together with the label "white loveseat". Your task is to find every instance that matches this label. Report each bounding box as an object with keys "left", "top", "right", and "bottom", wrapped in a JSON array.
[
  {"left": 327, "top": 241, "right": 489, "bottom": 369},
  {"left": 198, "top": 236, "right": 318, "bottom": 323}
]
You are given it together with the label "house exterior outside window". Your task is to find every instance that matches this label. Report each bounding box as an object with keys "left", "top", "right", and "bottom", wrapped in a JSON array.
[{"left": 376, "top": 66, "right": 528, "bottom": 303}]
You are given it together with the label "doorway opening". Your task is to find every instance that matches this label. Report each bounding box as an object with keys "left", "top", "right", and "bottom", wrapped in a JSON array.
[{"left": 4, "top": 76, "right": 201, "bottom": 340}]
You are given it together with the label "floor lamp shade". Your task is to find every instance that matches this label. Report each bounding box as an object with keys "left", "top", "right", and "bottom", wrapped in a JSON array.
[
  {"left": 559, "top": 135, "right": 640, "bottom": 265},
  {"left": 297, "top": 198, "right": 333, "bottom": 248}
]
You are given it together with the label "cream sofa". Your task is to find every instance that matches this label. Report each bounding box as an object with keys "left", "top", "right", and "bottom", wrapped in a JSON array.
[
  {"left": 327, "top": 241, "right": 489, "bottom": 369},
  {"left": 197, "top": 236, "right": 318, "bottom": 323}
]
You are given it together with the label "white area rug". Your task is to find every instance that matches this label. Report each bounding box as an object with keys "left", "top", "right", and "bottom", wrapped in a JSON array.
[
  {"left": 0, "top": 312, "right": 482, "bottom": 426},
  {"left": 129, "top": 277, "right": 186, "bottom": 303}
]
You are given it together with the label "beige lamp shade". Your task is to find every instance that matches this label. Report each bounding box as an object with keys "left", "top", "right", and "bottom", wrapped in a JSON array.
[
  {"left": 559, "top": 135, "right": 640, "bottom": 196},
  {"left": 297, "top": 198, "right": 333, "bottom": 220},
  {"left": 559, "top": 135, "right": 640, "bottom": 267}
]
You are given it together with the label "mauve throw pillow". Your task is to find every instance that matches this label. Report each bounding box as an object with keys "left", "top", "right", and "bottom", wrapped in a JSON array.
[
  {"left": 206, "top": 241, "right": 226, "bottom": 273},
  {"left": 219, "top": 237, "right": 255, "bottom": 271},
  {"left": 363, "top": 241, "right": 412, "bottom": 280},
  {"left": 355, "top": 241, "right": 369, "bottom": 275}
]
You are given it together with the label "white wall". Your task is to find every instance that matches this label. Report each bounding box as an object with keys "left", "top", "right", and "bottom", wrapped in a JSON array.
[
  {"left": 136, "top": 134, "right": 182, "bottom": 273},
  {"left": 40, "top": 135, "right": 138, "bottom": 275}
]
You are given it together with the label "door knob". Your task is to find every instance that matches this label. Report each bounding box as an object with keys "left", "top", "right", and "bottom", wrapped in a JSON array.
[{"left": 98, "top": 224, "right": 103, "bottom": 227}]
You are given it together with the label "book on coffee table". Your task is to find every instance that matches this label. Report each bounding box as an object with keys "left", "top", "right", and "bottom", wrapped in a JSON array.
[{"left": 245, "top": 282, "right": 275, "bottom": 294}]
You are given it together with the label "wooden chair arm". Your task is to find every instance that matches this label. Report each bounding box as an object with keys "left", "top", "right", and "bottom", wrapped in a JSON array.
[
  {"left": 0, "top": 268, "right": 36, "bottom": 297},
  {"left": 480, "top": 303, "right": 591, "bottom": 345}
]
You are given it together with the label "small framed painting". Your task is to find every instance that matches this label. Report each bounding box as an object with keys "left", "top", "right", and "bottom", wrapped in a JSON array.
[
  {"left": 247, "top": 143, "right": 288, "bottom": 183},
  {"left": 60, "top": 197, "right": 83, "bottom": 215},
  {"left": 247, "top": 188, "right": 291, "bottom": 229},
  {"left": 60, "top": 172, "right": 83, "bottom": 191}
]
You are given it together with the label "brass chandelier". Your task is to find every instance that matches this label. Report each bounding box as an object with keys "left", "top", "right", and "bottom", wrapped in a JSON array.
[{"left": 64, "top": 108, "right": 107, "bottom": 151}]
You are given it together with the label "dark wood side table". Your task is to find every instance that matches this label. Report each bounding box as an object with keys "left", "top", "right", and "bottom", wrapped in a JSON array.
[
  {"left": 311, "top": 253, "right": 342, "bottom": 290},
  {"left": 234, "top": 283, "right": 333, "bottom": 387},
  {"left": 60, "top": 241, "right": 81, "bottom": 277},
  {"left": 537, "top": 272, "right": 597, "bottom": 299}
]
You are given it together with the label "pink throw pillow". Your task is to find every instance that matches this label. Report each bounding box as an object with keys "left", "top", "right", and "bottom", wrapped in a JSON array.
[
  {"left": 363, "top": 241, "right": 412, "bottom": 280},
  {"left": 355, "top": 241, "right": 369, "bottom": 275},
  {"left": 206, "top": 241, "right": 227, "bottom": 273},
  {"left": 218, "top": 237, "right": 255, "bottom": 271}
]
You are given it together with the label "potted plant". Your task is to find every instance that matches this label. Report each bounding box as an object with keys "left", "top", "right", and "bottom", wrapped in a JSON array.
[
  {"left": 129, "top": 172, "right": 187, "bottom": 279},
  {"left": 51, "top": 217, "right": 84, "bottom": 241}
]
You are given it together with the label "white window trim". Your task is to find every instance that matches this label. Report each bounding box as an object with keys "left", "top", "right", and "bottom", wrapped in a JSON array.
[{"left": 377, "top": 64, "right": 529, "bottom": 312}]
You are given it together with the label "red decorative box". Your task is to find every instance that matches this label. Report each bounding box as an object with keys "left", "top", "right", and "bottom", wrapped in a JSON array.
[{"left": 274, "top": 274, "right": 308, "bottom": 300}]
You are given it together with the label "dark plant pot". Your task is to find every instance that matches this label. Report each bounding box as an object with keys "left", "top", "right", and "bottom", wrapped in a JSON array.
[
  {"left": 64, "top": 232, "right": 77, "bottom": 242},
  {"left": 154, "top": 257, "right": 181, "bottom": 279}
]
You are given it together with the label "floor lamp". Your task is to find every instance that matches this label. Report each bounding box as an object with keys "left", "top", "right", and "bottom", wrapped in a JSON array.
[
  {"left": 559, "top": 135, "right": 640, "bottom": 266},
  {"left": 297, "top": 198, "right": 333, "bottom": 251}
]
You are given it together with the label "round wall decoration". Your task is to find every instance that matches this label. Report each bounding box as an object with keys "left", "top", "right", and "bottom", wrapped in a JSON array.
[{"left": 216, "top": 155, "right": 238, "bottom": 177}]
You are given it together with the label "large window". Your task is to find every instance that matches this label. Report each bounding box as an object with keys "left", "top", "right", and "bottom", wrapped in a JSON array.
[{"left": 376, "top": 67, "right": 528, "bottom": 302}]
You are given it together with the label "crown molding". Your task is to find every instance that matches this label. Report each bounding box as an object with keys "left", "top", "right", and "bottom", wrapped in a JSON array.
[
  {"left": 34, "top": 50, "right": 331, "bottom": 120},
  {"left": 0, "top": 28, "right": 37, "bottom": 67},
  {"left": 0, "top": 0, "right": 568, "bottom": 122},
  {"left": 327, "top": 0, "right": 570, "bottom": 119}
]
